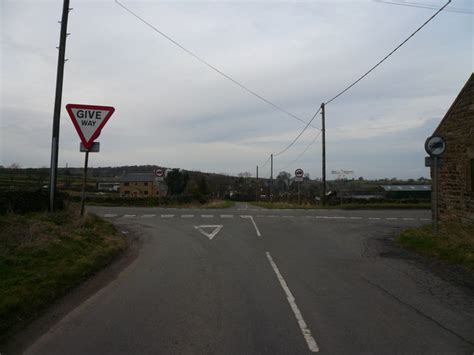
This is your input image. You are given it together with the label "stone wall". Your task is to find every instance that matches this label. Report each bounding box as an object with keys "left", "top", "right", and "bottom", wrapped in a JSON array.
[{"left": 434, "top": 74, "right": 474, "bottom": 223}]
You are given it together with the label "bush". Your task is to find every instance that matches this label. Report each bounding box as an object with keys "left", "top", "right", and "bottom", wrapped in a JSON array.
[{"left": 0, "top": 189, "right": 67, "bottom": 215}]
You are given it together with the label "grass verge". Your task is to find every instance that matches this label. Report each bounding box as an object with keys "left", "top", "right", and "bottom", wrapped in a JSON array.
[
  {"left": 250, "top": 201, "right": 430, "bottom": 210},
  {"left": 0, "top": 206, "right": 127, "bottom": 344},
  {"left": 397, "top": 223, "right": 474, "bottom": 272},
  {"left": 86, "top": 198, "right": 235, "bottom": 209}
]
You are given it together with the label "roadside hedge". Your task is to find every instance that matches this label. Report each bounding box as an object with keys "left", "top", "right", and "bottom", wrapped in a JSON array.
[{"left": 0, "top": 189, "right": 67, "bottom": 215}]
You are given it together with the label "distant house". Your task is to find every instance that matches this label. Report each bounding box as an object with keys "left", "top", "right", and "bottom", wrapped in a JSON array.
[
  {"left": 120, "top": 173, "right": 167, "bottom": 197},
  {"left": 431, "top": 73, "right": 474, "bottom": 223}
]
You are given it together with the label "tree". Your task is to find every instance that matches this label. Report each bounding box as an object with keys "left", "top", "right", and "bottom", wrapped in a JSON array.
[
  {"left": 199, "top": 176, "right": 209, "bottom": 195},
  {"left": 238, "top": 172, "right": 251, "bottom": 178},
  {"left": 276, "top": 171, "right": 291, "bottom": 192},
  {"left": 165, "top": 169, "right": 189, "bottom": 195}
]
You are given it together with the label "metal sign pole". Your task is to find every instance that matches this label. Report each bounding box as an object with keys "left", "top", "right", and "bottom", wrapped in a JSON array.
[
  {"left": 321, "top": 103, "right": 326, "bottom": 206},
  {"left": 433, "top": 156, "right": 438, "bottom": 236},
  {"left": 298, "top": 181, "right": 301, "bottom": 205},
  {"left": 80, "top": 150, "right": 90, "bottom": 217},
  {"left": 256, "top": 165, "right": 259, "bottom": 202},
  {"left": 270, "top": 154, "right": 273, "bottom": 202}
]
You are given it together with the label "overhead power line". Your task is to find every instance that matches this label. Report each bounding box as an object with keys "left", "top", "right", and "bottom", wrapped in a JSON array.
[
  {"left": 374, "top": 0, "right": 472, "bottom": 14},
  {"left": 114, "top": 0, "right": 319, "bottom": 130},
  {"left": 260, "top": 155, "right": 271, "bottom": 169},
  {"left": 281, "top": 131, "right": 322, "bottom": 171},
  {"left": 263, "top": 0, "right": 450, "bottom": 168},
  {"left": 273, "top": 107, "right": 321, "bottom": 157},
  {"left": 324, "top": 0, "right": 452, "bottom": 105}
]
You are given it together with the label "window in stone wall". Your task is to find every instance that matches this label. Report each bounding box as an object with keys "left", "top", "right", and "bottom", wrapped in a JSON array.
[{"left": 471, "top": 159, "right": 474, "bottom": 192}]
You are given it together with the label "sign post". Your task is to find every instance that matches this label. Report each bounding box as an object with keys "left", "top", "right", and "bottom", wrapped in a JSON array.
[
  {"left": 295, "top": 168, "right": 304, "bottom": 205},
  {"left": 154, "top": 168, "right": 165, "bottom": 205},
  {"left": 80, "top": 150, "right": 90, "bottom": 217},
  {"left": 424, "top": 135, "right": 446, "bottom": 236},
  {"left": 66, "top": 104, "right": 115, "bottom": 217}
]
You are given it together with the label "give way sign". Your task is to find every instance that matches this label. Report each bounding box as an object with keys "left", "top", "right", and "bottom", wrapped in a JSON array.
[{"left": 66, "top": 104, "right": 115, "bottom": 149}]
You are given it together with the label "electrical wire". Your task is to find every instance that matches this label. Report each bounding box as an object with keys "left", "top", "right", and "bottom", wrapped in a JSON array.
[
  {"left": 374, "top": 0, "right": 472, "bottom": 14},
  {"left": 280, "top": 131, "right": 322, "bottom": 171},
  {"left": 273, "top": 107, "right": 321, "bottom": 157},
  {"left": 114, "top": 0, "right": 319, "bottom": 129},
  {"left": 260, "top": 155, "right": 271, "bottom": 169},
  {"left": 261, "top": 0, "right": 451, "bottom": 169},
  {"left": 324, "top": 0, "right": 451, "bottom": 105}
]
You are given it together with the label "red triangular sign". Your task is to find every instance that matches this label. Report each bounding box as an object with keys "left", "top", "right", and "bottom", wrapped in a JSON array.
[{"left": 66, "top": 104, "right": 115, "bottom": 149}]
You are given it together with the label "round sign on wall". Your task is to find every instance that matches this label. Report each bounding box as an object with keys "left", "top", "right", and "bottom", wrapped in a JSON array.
[
  {"left": 424, "top": 136, "right": 446, "bottom": 157},
  {"left": 155, "top": 168, "right": 165, "bottom": 177},
  {"left": 295, "top": 168, "right": 304, "bottom": 177}
]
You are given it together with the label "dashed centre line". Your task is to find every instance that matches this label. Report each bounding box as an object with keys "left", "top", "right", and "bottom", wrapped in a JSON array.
[
  {"left": 266, "top": 252, "right": 319, "bottom": 352},
  {"left": 103, "top": 213, "right": 429, "bottom": 222}
]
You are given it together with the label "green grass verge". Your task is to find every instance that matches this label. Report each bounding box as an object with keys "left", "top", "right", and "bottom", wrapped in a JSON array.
[
  {"left": 201, "top": 200, "right": 235, "bottom": 209},
  {"left": 86, "top": 198, "right": 235, "bottom": 209},
  {"left": 0, "top": 206, "right": 127, "bottom": 344},
  {"left": 250, "top": 201, "right": 430, "bottom": 210},
  {"left": 397, "top": 223, "right": 474, "bottom": 271}
]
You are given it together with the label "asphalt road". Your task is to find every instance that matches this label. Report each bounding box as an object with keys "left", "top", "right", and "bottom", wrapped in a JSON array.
[{"left": 23, "top": 203, "right": 474, "bottom": 355}]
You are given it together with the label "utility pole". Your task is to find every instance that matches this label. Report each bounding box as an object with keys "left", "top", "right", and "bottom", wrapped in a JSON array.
[
  {"left": 270, "top": 154, "right": 273, "bottom": 202},
  {"left": 321, "top": 103, "right": 326, "bottom": 206},
  {"left": 49, "top": 0, "right": 70, "bottom": 212},
  {"left": 256, "top": 165, "right": 259, "bottom": 201}
]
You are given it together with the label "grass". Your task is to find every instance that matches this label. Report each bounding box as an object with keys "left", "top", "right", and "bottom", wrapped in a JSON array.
[
  {"left": 0, "top": 205, "right": 127, "bottom": 344},
  {"left": 250, "top": 201, "right": 430, "bottom": 210},
  {"left": 200, "top": 200, "right": 235, "bottom": 209},
  {"left": 398, "top": 223, "right": 474, "bottom": 271},
  {"left": 86, "top": 198, "right": 235, "bottom": 209}
]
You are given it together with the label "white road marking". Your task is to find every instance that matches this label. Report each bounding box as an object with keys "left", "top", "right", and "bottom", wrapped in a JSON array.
[
  {"left": 181, "top": 214, "right": 194, "bottom": 218},
  {"left": 349, "top": 216, "right": 362, "bottom": 220},
  {"left": 386, "top": 217, "right": 398, "bottom": 220},
  {"left": 368, "top": 217, "right": 381, "bottom": 220},
  {"left": 240, "top": 215, "right": 261, "bottom": 237},
  {"left": 265, "top": 252, "right": 319, "bottom": 353},
  {"left": 420, "top": 218, "right": 431, "bottom": 221},
  {"left": 403, "top": 217, "right": 415, "bottom": 221},
  {"left": 103, "top": 214, "right": 117, "bottom": 218},
  {"left": 141, "top": 214, "right": 155, "bottom": 218},
  {"left": 121, "top": 230, "right": 129, "bottom": 234},
  {"left": 268, "top": 215, "right": 278, "bottom": 218},
  {"left": 282, "top": 215, "right": 295, "bottom": 218},
  {"left": 122, "top": 214, "right": 135, "bottom": 218},
  {"left": 194, "top": 225, "right": 223, "bottom": 240},
  {"left": 161, "top": 214, "right": 174, "bottom": 219},
  {"left": 220, "top": 214, "right": 234, "bottom": 218},
  {"left": 201, "top": 214, "right": 214, "bottom": 218}
]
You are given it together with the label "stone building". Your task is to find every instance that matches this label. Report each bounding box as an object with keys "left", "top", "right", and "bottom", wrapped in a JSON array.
[
  {"left": 432, "top": 73, "right": 474, "bottom": 223},
  {"left": 120, "top": 173, "right": 167, "bottom": 197}
]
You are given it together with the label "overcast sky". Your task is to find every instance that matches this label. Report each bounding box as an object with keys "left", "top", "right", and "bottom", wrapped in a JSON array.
[{"left": 1, "top": 0, "right": 472, "bottom": 179}]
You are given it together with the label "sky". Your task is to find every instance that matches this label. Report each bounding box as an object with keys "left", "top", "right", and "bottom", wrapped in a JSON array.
[{"left": 1, "top": 0, "right": 472, "bottom": 179}]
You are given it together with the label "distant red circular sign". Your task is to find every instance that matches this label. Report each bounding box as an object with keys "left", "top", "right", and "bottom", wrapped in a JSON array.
[
  {"left": 295, "top": 168, "right": 304, "bottom": 177},
  {"left": 155, "top": 168, "right": 164, "bottom": 177}
]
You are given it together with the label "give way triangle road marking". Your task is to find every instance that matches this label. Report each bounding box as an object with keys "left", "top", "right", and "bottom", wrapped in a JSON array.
[{"left": 194, "top": 225, "right": 223, "bottom": 240}]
